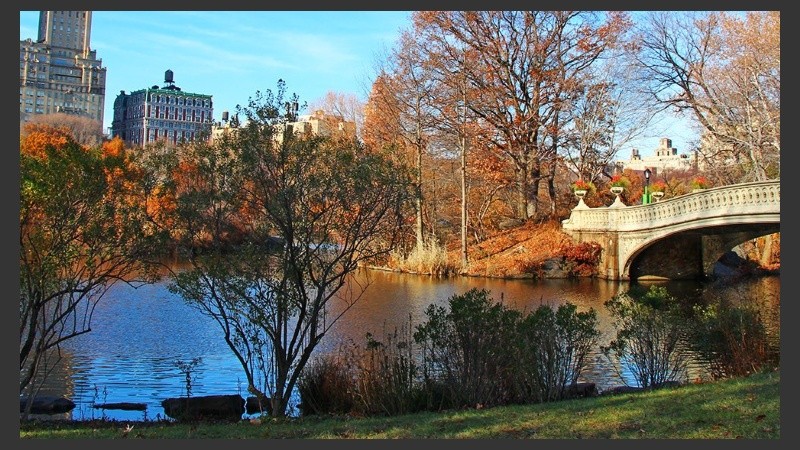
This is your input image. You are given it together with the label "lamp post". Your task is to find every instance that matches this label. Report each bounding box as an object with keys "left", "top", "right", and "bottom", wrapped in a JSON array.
[{"left": 643, "top": 168, "right": 652, "bottom": 205}]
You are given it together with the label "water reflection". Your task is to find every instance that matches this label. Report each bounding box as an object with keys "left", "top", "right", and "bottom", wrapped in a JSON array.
[{"left": 30, "top": 269, "right": 779, "bottom": 422}]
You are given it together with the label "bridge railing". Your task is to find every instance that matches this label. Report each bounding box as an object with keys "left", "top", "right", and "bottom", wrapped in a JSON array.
[{"left": 562, "top": 180, "right": 780, "bottom": 232}]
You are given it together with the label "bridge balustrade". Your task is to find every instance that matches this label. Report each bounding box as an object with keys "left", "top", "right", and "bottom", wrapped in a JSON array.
[
  {"left": 562, "top": 181, "right": 780, "bottom": 232},
  {"left": 561, "top": 180, "right": 780, "bottom": 281}
]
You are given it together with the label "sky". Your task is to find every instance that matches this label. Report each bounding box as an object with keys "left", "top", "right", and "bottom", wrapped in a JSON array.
[
  {"left": 19, "top": 10, "right": 412, "bottom": 134},
  {"left": 19, "top": 9, "right": 699, "bottom": 157}
]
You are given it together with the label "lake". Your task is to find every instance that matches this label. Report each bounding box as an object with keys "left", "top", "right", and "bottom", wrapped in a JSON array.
[{"left": 27, "top": 269, "right": 780, "bottom": 421}]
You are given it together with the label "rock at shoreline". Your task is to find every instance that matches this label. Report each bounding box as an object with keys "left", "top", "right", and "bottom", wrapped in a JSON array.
[
  {"left": 161, "top": 394, "right": 244, "bottom": 422},
  {"left": 245, "top": 396, "right": 273, "bottom": 415},
  {"left": 20, "top": 396, "right": 75, "bottom": 415},
  {"left": 93, "top": 402, "right": 147, "bottom": 411}
]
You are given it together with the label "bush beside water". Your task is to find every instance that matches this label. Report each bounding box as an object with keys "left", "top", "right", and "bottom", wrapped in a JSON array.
[{"left": 298, "top": 286, "right": 779, "bottom": 417}]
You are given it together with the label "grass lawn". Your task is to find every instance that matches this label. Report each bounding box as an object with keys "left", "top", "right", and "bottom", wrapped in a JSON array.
[{"left": 19, "top": 369, "right": 779, "bottom": 439}]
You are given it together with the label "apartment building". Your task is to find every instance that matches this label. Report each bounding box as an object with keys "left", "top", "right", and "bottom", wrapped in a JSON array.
[
  {"left": 19, "top": 11, "right": 107, "bottom": 124},
  {"left": 616, "top": 138, "right": 698, "bottom": 173},
  {"left": 111, "top": 70, "right": 213, "bottom": 147},
  {"left": 211, "top": 108, "right": 357, "bottom": 144}
]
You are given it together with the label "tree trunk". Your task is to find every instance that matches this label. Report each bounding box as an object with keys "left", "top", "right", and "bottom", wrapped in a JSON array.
[{"left": 460, "top": 132, "right": 468, "bottom": 268}]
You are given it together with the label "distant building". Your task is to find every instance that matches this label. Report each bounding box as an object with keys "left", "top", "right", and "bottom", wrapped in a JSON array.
[
  {"left": 290, "top": 109, "right": 357, "bottom": 139},
  {"left": 19, "top": 11, "right": 107, "bottom": 124},
  {"left": 210, "top": 110, "right": 240, "bottom": 142},
  {"left": 616, "top": 138, "right": 698, "bottom": 173},
  {"left": 211, "top": 108, "right": 357, "bottom": 144},
  {"left": 111, "top": 70, "right": 213, "bottom": 147},
  {"left": 273, "top": 109, "right": 357, "bottom": 144}
]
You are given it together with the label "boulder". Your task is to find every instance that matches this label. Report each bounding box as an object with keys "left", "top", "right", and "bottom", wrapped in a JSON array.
[
  {"left": 540, "top": 257, "right": 569, "bottom": 278},
  {"left": 93, "top": 402, "right": 147, "bottom": 411},
  {"left": 602, "top": 385, "right": 643, "bottom": 395},
  {"left": 564, "top": 382, "right": 597, "bottom": 399},
  {"left": 20, "top": 396, "right": 75, "bottom": 415},
  {"left": 245, "top": 396, "right": 273, "bottom": 415},
  {"left": 161, "top": 394, "right": 244, "bottom": 422}
]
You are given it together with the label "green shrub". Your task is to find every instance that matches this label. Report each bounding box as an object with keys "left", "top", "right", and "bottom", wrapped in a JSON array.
[
  {"left": 514, "top": 303, "right": 600, "bottom": 402},
  {"left": 414, "top": 288, "right": 520, "bottom": 408},
  {"left": 602, "top": 285, "right": 690, "bottom": 388}
]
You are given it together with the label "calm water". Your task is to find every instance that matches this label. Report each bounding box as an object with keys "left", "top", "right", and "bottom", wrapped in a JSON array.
[{"left": 29, "top": 269, "right": 780, "bottom": 421}]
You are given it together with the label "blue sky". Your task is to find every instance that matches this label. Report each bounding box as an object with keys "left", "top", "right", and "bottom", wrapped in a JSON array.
[
  {"left": 20, "top": 11, "right": 413, "bottom": 133},
  {"left": 20, "top": 10, "right": 698, "bottom": 156}
]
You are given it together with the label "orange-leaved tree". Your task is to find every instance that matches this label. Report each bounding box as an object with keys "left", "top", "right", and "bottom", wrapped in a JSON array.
[{"left": 19, "top": 127, "right": 164, "bottom": 418}]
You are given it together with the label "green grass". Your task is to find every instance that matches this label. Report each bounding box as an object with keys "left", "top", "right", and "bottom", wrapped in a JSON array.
[{"left": 19, "top": 370, "right": 779, "bottom": 439}]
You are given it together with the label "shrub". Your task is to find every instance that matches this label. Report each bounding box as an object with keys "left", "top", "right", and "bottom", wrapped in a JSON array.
[
  {"left": 560, "top": 242, "right": 602, "bottom": 277},
  {"left": 301, "top": 289, "right": 603, "bottom": 416},
  {"left": 297, "top": 349, "right": 355, "bottom": 416},
  {"left": 691, "top": 176, "right": 710, "bottom": 189},
  {"left": 571, "top": 179, "right": 595, "bottom": 192},
  {"left": 650, "top": 180, "right": 667, "bottom": 193},
  {"left": 513, "top": 303, "right": 600, "bottom": 402},
  {"left": 414, "top": 288, "right": 521, "bottom": 409},
  {"left": 690, "top": 299, "right": 778, "bottom": 379},
  {"left": 609, "top": 174, "right": 630, "bottom": 188},
  {"left": 350, "top": 326, "right": 426, "bottom": 416},
  {"left": 602, "top": 285, "right": 690, "bottom": 388}
]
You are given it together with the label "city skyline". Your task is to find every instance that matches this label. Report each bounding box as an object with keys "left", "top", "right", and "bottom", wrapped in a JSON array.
[
  {"left": 20, "top": 11, "right": 412, "bottom": 134},
  {"left": 20, "top": 10, "right": 699, "bottom": 156}
]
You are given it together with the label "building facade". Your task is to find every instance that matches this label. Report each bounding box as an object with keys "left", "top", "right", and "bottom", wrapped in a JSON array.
[
  {"left": 111, "top": 70, "right": 213, "bottom": 147},
  {"left": 271, "top": 109, "right": 357, "bottom": 145},
  {"left": 289, "top": 109, "right": 357, "bottom": 139},
  {"left": 616, "top": 138, "right": 698, "bottom": 173},
  {"left": 211, "top": 108, "right": 357, "bottom": 144},
  {"left": 19, "top": 11, "right": 107, "bottom": 124}
]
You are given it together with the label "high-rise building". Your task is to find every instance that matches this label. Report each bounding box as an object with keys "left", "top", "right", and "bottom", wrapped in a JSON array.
[
  {"left": 111, "top": 70, "right": 213, "bottom": 147},
  {"left": 19, "top": 11, "right": 107, "bottom": 125}
]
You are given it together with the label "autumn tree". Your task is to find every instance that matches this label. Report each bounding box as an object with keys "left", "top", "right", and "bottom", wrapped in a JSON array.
[
  {"left": 152, "top": 82, "right": 413, "bottom": 417},
  {"left": 409, "top": 11, "right": 629, "bottom": 222},
  {"left": 363, "top": 30, "right": 442, "bottom": 252},
  {"left": 19, "top": 128, "right": 161, "bottom": 417},
  {"left": 560, "top": 45, "right": 657, "bottom": 186},
  {"left": 21, "top": 113, "right": 105, "bottom": 148},
  {"left": 634, "top": 11, "right": 780, "bottom": 184},
  {"left": 19, "top": 123, "right": 73, "bottom": 158}
]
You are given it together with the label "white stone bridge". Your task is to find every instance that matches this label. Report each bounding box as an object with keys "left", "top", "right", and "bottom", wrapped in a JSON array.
[{"left": 561, "top": 180, "right": 780, "bottom": 281}]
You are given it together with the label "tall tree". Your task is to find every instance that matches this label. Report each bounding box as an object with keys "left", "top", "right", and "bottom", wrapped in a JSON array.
[
  {"left": 19, "top": 127, "right": 160, "bottom": 417},
  {"left": 412, "top": 11, "right": 628, "bottom": 220},
  {"left": 364, "top": 30, "right": 441, "bottom": 249},
  {"left": 634, "top": 11, "right": 779, "bottom": 183},
  {"left": 154, "top": 82, "right": 413, "bottom": 417}
]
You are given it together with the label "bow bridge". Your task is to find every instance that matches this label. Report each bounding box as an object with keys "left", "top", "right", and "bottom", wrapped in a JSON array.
[{"left": 561, "top": 180, "right": 780, "bottom": 281}]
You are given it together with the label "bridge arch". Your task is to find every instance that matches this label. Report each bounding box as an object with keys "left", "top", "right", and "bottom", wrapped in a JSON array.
[
  {"left": 623, "top": 222, "right": 780, "bottom": 280},
  {"left": 562, "top": 181, "right": 780, "bottom": 281}
]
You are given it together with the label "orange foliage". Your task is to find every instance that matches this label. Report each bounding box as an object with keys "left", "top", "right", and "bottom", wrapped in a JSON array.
[
  {"left": 457, "top": 220, "right": 579, "bottom": 278},
  {"left": 20, "top": 123, "right": 74, "bottom": 158},
  {"left": 102, "top": 137, "right": 125, "bottom": 158}
]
